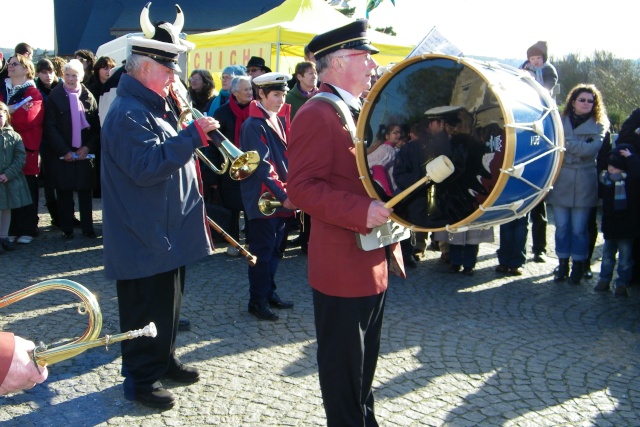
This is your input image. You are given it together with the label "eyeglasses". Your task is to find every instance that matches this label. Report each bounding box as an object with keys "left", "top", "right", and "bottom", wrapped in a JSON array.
[
  {"left": 247, "top": 68, "right": 261, "bottom": 73},
  {"left": 7, "top": 62, "right": 22, "bottom": 68},
  {"left": 334, "top": 52, "right": 372, "bottom": 61},
  {"left": 577, "top": 97, "right": 595, "bottom": 104},
  {"left": 189, "top": 77, "right": 203, "bottom": 82}
]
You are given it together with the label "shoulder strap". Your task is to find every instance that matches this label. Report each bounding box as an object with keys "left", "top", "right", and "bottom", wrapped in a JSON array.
[{"left": 307, "top": 92, "right": 357, "bottom": 141}]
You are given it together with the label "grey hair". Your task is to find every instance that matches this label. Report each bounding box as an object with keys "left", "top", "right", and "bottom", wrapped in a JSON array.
[
  {"left": 63, "top": 59, "right": 85, "bottom": 79},
  {"left": 314, "top": 54, "right": 333, "bottom": 76},
  {"left": 125, "top": 54, "right": 154, "bottom": 75},
  {"left": 230, "top": 75, "right": 252, "bottom": 93}
]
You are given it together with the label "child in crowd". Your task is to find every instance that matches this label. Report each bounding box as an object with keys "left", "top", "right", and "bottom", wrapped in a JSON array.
[
  {"left": 594, "top": 145, "right": 640, "bottom": 296},
  {"left": 520, "top": 41, "right": 558, "bottom": 95},
  {"left": 0, "top": 102, "right": 32, "bottom": 253}
]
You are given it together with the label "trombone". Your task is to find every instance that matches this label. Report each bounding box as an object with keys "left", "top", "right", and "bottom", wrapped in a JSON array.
[
  {"left": 0, "top": 280, "right": 156, "bottom": 367},
  {"left": 174, "top": 90, "right": 260, "bottom": 181}
]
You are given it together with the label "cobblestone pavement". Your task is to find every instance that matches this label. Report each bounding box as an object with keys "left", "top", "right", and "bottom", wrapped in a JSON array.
[{"left": 0, "top": 196, "right": 639, "bottom": 426}]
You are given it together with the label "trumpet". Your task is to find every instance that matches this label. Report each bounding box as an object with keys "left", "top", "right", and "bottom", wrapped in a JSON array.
[
  {"left": 0, "top": 280, "right": 156, "bottom": 367},
  {"left": 174, "top": 91, "right": 260, "bottom": 180},
  {"left": 258, "top": 192, "right": 282, "bottom": 216}
]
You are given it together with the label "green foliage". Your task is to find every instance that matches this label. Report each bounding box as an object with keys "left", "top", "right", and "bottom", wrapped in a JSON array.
[
  {"left": 553, "top": 50, "right": 640, "bottom": 131},
  {"left": 337, "top": 6, "right": 356, "bottom": 18},
  {"left": 374, "top": 26, "right": 397, "bottom": 36}
]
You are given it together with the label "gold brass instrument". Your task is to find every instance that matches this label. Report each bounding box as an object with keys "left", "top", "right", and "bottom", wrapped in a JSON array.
[
  {"left": 258, "top": 192, "right": 282, "bottom": 216},
  {"left": 174, "top": 91, "right": 260, "bottom": 180},
  {"left": 0, "top": 279, "right": 156, "bottom": 366}
]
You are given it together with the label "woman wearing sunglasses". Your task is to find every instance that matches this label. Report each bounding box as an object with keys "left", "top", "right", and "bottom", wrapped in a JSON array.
[{"left": 547, "top": 84, "right": 609, "bottom": 284}]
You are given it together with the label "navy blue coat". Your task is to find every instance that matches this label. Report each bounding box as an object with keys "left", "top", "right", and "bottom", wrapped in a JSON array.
[{"left": 100, "top": 74, "right": 212, "bottom": 280}]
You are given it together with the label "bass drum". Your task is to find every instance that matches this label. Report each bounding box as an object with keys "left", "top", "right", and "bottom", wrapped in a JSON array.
[{"left": 356, "top": 54, "right": 564, "bottom": 232}]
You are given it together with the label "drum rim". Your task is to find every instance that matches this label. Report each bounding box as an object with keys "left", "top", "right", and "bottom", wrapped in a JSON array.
[{"left": 355, "top": 53, "right": 564, "bottom": 233}]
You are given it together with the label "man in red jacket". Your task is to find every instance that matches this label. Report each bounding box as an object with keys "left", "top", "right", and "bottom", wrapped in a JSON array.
[{"left": 287, "top": 20, "right": 404, "bottom": 427}]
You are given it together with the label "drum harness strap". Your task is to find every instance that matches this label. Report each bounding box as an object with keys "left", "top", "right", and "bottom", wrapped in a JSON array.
[{"left": 307, "top": 93, "right": 412, "bottom": 250}]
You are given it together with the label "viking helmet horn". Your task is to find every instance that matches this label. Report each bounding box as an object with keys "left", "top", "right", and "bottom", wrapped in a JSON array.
[
  {"left": 140, "top": 2, "right": 155, "bottom": 39},
  {"left": 173, "top": 5, "right": 184, "bottom": 34}
]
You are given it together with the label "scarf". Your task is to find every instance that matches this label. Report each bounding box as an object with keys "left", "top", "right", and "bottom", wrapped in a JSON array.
[
  {"left": 228, "top": 95, "right": 250, "bottom": 148},
  {"left": 531, "top": 66, "right": 544, "bottom": 85},
  {"left": 207, "top": 90, "right": 230, "bottom": 117},
  {"left": 600, "top": 171, "right": 628, "bottom": 210},
  {"left": 64, "top": 86, "right": 90, "bottom": 148},
  {"left": 569, "top": 112, "right": 591, "bottom": 130},
  {"left": 7, "top": 79, "right": 36, "bottom": 104}
]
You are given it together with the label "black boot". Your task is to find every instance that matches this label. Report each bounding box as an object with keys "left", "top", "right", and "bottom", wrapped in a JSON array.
[
  {"left": 570, "top": 259, "right": 584, "bottom": 284},
  {"left": 554, "top": 258, "right": 569, "bottom": 282}
]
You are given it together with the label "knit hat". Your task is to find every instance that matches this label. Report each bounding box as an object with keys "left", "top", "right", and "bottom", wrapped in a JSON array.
[
  {"left": 222, "top": 65, "right": 247, "bottom": 76},
  {"left": 527, "top": 41, "right": 548, "bottom": 63}
]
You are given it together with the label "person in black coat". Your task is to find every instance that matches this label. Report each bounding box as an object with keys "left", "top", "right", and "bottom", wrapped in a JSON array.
[
  {"left": 210, "top": 76, "right": 253, "bottom": 255},
  {"left": 43, "top": 59, "right": 99, "bottom": 239},
  {"left": 593, "top": 144, "right": 640, "bottom": 296}
]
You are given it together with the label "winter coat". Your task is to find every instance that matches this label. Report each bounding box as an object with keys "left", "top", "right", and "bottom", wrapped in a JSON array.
[
  {"left": 0, "top": 127, "right": 31, "bottom": 209},
  {"left": 6, "top": 85, "right": 44, "bottom": 176},
  {"left": 209, "top": 100, "right": 249, "bottom": 211},
  {"left": 239, "top": 101, "right": 293, "bottom": 220},
  {"left": 287, "top": 84, "right": 405, "bottom": 298},
  {"left": 100, "top": 73, "right": 213, "bottom": 280},
  {"left": 433, "top": 228, "right": 494, "bottom": 246},
  {"left": 600, "top": 153, "right": 640, "bottom": 240},
  {"left": 43, "top": 84, "right": 99, "bottom": 191},
  {"left": 547, "top": 116, "right": 606, "bottom": 208}
]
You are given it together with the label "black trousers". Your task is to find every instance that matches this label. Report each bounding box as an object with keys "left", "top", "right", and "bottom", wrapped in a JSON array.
[
  {"left": 57, "top": 189, "right": 93, "bottom": 234},
  {"left": 530, "top": 201, "right": 547, "bottom": 254},
  {"left": 117, "top": 266, "right": 184, "bottom": 396},
  {"left": 9, "top": 174, "right": 39, "bottom": 237},
  {"left": 313, "top": 289, "right": 386, "bottom": 427}
]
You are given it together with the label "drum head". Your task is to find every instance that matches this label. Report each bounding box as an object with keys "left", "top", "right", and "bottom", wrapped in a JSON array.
[{"left": 356, "top": 54, "right": 563, "bottom": 232}]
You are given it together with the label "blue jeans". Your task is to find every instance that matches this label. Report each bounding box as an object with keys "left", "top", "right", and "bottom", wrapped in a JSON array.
[
  {"left": 599, "top": 238, "right": 634, "bottom": 286},
  {"left": 449, "top": 244, "right": 479, "bottom": 269},
  {"left": 552, "top": 205, "right": 591, "bottom": 261}
]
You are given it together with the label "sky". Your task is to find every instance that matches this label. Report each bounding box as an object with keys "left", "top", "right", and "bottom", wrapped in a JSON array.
[{"left": 3, "top": 0, "right": 638, "bottom": 61}]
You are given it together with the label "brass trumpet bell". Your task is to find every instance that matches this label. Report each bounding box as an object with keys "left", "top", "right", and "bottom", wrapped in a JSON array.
[
  {"left": 258, "top": 192, "right": 282, "bottom": 216},
  {"left": 220, "top": 139, "right": 261, "bottom": 180},
  {"left": 176, "top": 99, "right": 259, "bottom": 181}
]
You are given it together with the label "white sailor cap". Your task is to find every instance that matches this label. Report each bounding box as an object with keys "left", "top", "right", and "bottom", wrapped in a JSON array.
[
  {"left": 129, "top": 36, "right": 188, "bottom": 72},
  {"left": 252, "top": 72, "right": 292, "bottom": 91}
]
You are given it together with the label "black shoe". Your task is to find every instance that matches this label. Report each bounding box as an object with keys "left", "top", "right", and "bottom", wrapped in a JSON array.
[
  {"left": 533, "top": 252, "right": 546, "bottom": 263},
  {"left": 0, "top": 238, "right": 15, "bottom": 251},
  {"left": 163, "top": 364, "right": 200, "bottom": 384},
  {"left": 50, "top": 220, "right": 61, "bottom": 229},
  {"left": 495, "top": 264, "right": 509, "bottom": 273},
  {"left": 73, "top": 217, "right": 82, "bottom": 228},
  {"left": 178, "top": 318, "right": 191, "bottom": 331},
  {"left": 584, "top": 263, "right": 593, "bottom": 279},
  {"left": 554, "top": 259, "right": 569, "bottom": 282},
  {"left": 404, "top": 255, "right": 418, "bottom": 269},
  {"left": 128, "top": 386, "right": 176, "bottom": 410},
  {"left": 448, "top": 264, "right": 461, "bottom": 273},
  {"left": 63, "top": 231, "right": 74, "bottom": 240},
  {"left": 570, "top": 260, "right": 584, "bottom": 284},
  {"left": 268, "top": 293, "right": 293, "bottom": 309},
  {"left": 248, "top": 301, "right": 279, "bottom": 320},
  {"left": 462, "top": 267, "right": 474, "bottom": 276},
  {"left": 289, "top": 236, "right": 303, "bottom": 247}
]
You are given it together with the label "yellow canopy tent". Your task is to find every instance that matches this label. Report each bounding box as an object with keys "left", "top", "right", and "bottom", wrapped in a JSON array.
[{"left": 186, "top": 0, "right": 413, "bottom": 76}]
